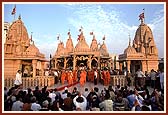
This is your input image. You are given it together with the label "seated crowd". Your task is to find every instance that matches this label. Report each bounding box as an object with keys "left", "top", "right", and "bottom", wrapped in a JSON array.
[{"left": 4, "top": 84, "right": 164, "bottom": 111}]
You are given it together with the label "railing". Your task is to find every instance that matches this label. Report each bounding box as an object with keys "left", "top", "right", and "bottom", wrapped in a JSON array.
[
  {"left": 110, "top": 75, "right": 126, "bottom": 87},
  {"left": 4, "top": 76, "right": 55, "bottom": 89}
]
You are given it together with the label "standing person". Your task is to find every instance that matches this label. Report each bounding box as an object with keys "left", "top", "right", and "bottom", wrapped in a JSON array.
[
  {"left": 150, "top": 69, "right": 156, "bottom": 88},
  {"left": 104, "top": 69, "right": 110, "bottom": 86},
  {"left": 14, "top": 70, "right": 22, "bottom": 88},
  {"left": 73, "top": 69, "right": 77, "bottom": 82},
  {"left": 61, "top": 70, "right": 66, "bottom": 85},
  {"left": 54, "top": 70, "right": 59, "bottom": 84},
  {"left": 80, "top": 70, "right": 87, "bottom": 87},
  {"left": 159, "top": 69, "right": 164, "bottom": 92},
  {"left": 136, "top": 69, "right": 145, "bottom": 87},
  {"left": 23, "top": 68, "right": 28, "bottom": 77},
  {"left": 127, "top": 71, "right": 132, "bottom": 86},
  {"left": 68, "top": 70, "right": 73, "bottom": 85},
  {"left": 94, "top": 69, "right": 98, "bottom": 85},
  {"left": 145, "top": 71, "right": 150, "bottom": 87}
]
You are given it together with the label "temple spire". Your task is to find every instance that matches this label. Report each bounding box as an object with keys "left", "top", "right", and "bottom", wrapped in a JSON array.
[
  {"left": 67, "top": 29, "right": 71, "bottom": 38},
  {"left": 139, "top": 9, "right": 145, "bottom": 24},
  {"left": 128, "top": 34, "right": 131, "bottom": 46},
  {"left": 18, "top": 14, "right": 21, "bottom": 20}
]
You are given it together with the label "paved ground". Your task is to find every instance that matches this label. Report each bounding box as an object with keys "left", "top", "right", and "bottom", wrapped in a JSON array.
[{"left": 42, "top": 81, "right": 154, "bottom": 95}]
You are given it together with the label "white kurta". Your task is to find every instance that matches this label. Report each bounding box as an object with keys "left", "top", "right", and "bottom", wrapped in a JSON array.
[{"left": 14, "top": 72, "right": 22, "bottom": 85}]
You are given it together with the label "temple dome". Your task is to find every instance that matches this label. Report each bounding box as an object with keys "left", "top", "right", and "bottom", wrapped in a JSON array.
[
  {"left": 124, "top": 45, "right": 137, "bottom": 54},
  {"left": 90, "top": 35, "right": 98, "bottom": 51},
  {"left": 75, "top": 32, "right": 90, "bottom": 52},
  {"left": 26, "top": 43, "right": 39, "bottom": 54},
  {"left": 133, "top": 23, "right": 154, "bottom": 46},
  {"left": 133, "top": 22, "right": 158, "bottom": 55},
  {"left": 7, "top": 15, "right": 29, "bottom": 43},
  {"left": 99, "top": 42, "right": 109, "bottom": 56},
  {"left": 66, "top": 35, "right": 74, "bottom": 53},
  {"left": 55, "top": 42, "right": 65, "bottom": 56}
]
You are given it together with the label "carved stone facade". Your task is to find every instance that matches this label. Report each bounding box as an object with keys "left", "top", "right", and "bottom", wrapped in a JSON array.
[
  {"left": 52, "top": 31, "right": 111, "bottom": 70},
  {"left": 4, "top": 16, "right": 47, "bottom": 79},
  {"left": 119, "top": 20, "right": 159, "bottom": 74}
]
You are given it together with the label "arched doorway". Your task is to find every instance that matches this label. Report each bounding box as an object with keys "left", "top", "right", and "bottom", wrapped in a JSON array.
[
  {"left": 131, "top": 60, "right": 142, "bottom": 74},
  {"left": 66, "top": 58, "right": 73, "bottom": 69},
  {"left": 91, "top": 59, "right": 98, "bottom": 68},
  {"left": 76, "top": 59, "right": 88, "bottom": 67},
  {"left": 57, "top": 59, "right": 64, "bottom": 69}
]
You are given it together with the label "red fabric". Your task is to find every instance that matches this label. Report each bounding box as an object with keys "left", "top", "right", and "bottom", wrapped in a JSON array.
[
  {"left": 139, "top": 13, "right": 144, "bottom": 20},
  {"left": 11, "top": 5, "right": 16, "bottom": 15}
]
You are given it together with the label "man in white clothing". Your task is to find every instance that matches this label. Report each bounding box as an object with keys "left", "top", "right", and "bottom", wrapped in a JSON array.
[
  {"left": 73, "top": 93, "right": 87, "bottom": 111},
  {"left": 136, "top": 69, "right": 145, "bottom": 87},
  {"left": 14, "top": 70, "right": 22, "bottom": 88},
  {"left": 159, "top": 69, "right": 164, "bottom": 91}
]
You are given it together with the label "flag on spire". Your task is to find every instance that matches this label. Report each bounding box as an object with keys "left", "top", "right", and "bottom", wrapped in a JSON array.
[
  {"left": 90, "top": 32, "right": 93, "bottom": 35},
  {"left": 139, "top": 12, "right": 144, "bottom": 20},
  {"left": 77, "top": 35, "right": 80, "bottom": 41},
  {"left": 11, "top": 5, "right": 16, "bottom": 15},
  {"left": 103, "top": 35, "right": 106, "bottom": 40},
  {"left": 139, "top": 9, "right": 145, "bottom": 21},
  {"left": 30, "top": 32, "right": 33, "bottom": 41},
  {"left": 79, "top": 26, "right": 83, "bottom": 32},
  {"left": 67, "top": 31, "right": 70, "bottom": 35},
  {"left": 57, "top": 34, "right": 60, "bottom": 40}
]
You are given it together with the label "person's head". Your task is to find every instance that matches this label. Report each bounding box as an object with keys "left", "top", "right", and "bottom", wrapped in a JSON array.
[
  {"left": 141, "top": 105, "right": 150, "bottom": 111},
  {"left": 27, "top": 88, "right": 32, "bottom": 94},
  {"left": 35, "top": 86, "right": 39, "bottom": 90},
  {"left": 85, "top": 88, "right": 88, "bottom": 92},
  {"left": 67, "top": 92, "right": 71, "bottom": 97},
  {"left": 76, "top": 96, "right": 84, "bottom": 103},
  {"left": 104, "top": 90, "right": 110, "bottom": 99},
  {"left": 17, "top": 70, "right": 21, "bottom": 73},
  {"left": 73, "top": 87, "right": 77, "bottom": 91},
  {"left": 42, "top": 100, "right": 49, "bottom": 108},
  {"left": 31, "top": 96, "right": 37, "bottom": 103}
]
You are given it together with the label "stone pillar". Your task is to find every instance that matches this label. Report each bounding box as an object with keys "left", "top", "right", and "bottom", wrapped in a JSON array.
[
  {"left": 88, "top": 55, "right": 91, "bottom": 69},
  {"left": 141, "top": 60, "right": 147, "bottom": 73},
  {"left": 16, "top": 60, "right": 22, "bottom": 71},
  {"left": 98, "top": 56, "right": 100, "bottom": 69},
  {"left": 55, "top": 59, "right": 57, "bottom": 69},
  {"left": 119, "top": 62, "right": 123, "bottom": 71},
  {"left": 32, "top": 60, "right": 37, "bottom": 78},
  {"left": 64, "top": 58, "right": 67, "bottom": 69},
  {"left": 127, "top": 60, "right": 131, "bottom": 72},
  {"left": 41, "top": 62, "right": 45, "bottom": 76},
  {"left": 73, "top": 55, "right": 76, "bottom": 70}
]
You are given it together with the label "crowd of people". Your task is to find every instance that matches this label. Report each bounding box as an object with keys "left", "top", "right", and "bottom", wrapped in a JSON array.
[{"left": 4, "top": 67, "right": 164, "bottom": 111}]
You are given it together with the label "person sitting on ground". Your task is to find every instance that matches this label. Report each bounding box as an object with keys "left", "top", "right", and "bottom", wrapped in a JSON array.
[
  {"left": 11, "top": 95, "right": 24, "bottom": 111},
  {"left": 39, "top": 100, "right": 50, "bottom": 111},
  {"left": 99, "top": 90, "right": 113, "bottom": 111},
  {"left": 73, "top": 92, "right": 87, "bottom": 111},
  {"left": 30, "top": 96, "right": 41, "bottom": 111},
  {"left": 63, "top": 92, "right": 73, "bottom": 111}
]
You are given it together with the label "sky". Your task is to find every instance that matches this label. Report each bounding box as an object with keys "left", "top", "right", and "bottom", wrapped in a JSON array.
[{"left": 3, "top": 2, "right": 165, "bottom": 59}]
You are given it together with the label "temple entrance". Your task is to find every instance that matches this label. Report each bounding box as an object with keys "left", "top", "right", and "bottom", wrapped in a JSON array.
[
  {"left": 91, "top": 59, "right": 98, "bottom": 68},
  {"left": 21, "top": 60, "right": 33, "bottom": 77},
  {"left": 66, "top": 58, "right": 73, "bottom": 69},
  {"left": 76, "top": 59, "right": 88, "bottom": 67},
  {"left": 131, "top": 60, "right": 142, "bottom": 74},
  {"left": 57, "top": 59, "right": 64, "bottom": 69}
]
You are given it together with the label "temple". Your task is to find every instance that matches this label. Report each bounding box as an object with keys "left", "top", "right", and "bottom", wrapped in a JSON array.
[
  {"left": 4, "top": 15, "right": 48, "bottom": 79},
  {"left": 118, "top": 19, "right": 159, "bottom": 74},
  {"left": 51, "top": 30, "right": 111, "bottom": 70}
]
